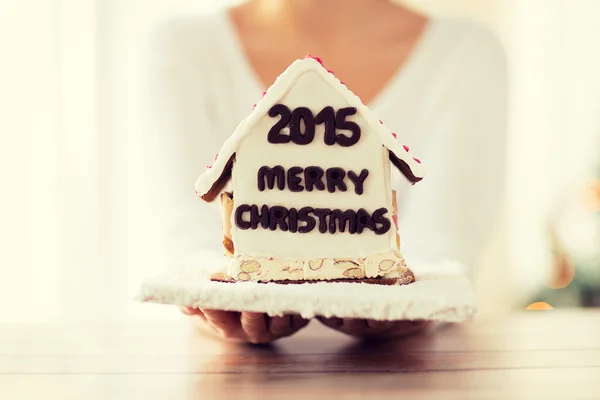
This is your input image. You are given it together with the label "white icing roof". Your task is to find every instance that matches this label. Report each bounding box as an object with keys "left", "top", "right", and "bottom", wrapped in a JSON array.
[{"left": 195, "top": 57, "right": 425, "bottom": 201}]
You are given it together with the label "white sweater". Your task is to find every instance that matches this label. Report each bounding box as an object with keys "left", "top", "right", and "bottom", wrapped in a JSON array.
[{"left": 143, "top": 9, "right": 507, "bottom": 277}]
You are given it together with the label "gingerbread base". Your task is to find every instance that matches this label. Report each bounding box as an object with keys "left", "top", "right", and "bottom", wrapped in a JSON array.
[{"left": 210, "top": 269, "right": 415, "bottom": 286}]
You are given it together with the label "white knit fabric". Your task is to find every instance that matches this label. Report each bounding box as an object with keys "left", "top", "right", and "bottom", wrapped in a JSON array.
[{"left": 137, "top": 251, "right": 476, "bottom": 322}]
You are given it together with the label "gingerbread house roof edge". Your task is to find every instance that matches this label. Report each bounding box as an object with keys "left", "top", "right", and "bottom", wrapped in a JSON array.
[{"left": 195, "top": 57, "right": 425, "bottom": 202}]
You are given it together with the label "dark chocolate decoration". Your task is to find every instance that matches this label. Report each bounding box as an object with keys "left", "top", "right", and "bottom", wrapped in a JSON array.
[
  {"left": 236, "top": 204, "right": 388, "bottom": 235},
  {"left": 329, "top": 209, "right": 357, "bottom": 234},
  {"left": 326, "top": 167, "right": 347, "bottom": 193},
  {"left": 389, "top": 150, "right": 422, "bottom": 184},
  {"left": 290, "top": 107, "right": 315, "bottom": 145},
  {"left": 313, "top": 208, "right": 332, "bottom": 234},
  {"left": 257, "top": 166, "right": 285, "bottom": 191},
  {"left": 267, "top": 104, "right": 292, "bottom": 144},
  {"left": 356, "top": 208, "right": 376, "bottom": 234},
  {"left": 287, "top": 167, "right": 304, "bottom": 192},
  {"left": 201, "top": 153, "right": 235, "bottom": 203},
  {"left": 268, "top": 105, "right": 361, "bottom": 147},
  {"left": 298, "top": 206, "right": 316, "bottom": 233},
  {"left": 288, "top": 207, "right": 299, "bottom": 233},
  {"left": 304, "top": 167, "right": 325, "bottom": 192},
  {"left": 314, "top": 106, "right": 336, "bottom": 145},
  {"left": 347, "top": 169, "right": 369, "bottom": 195},
  {"left": 335, "top": 107, "right": 361, "bottom": 147},
  {"left": 235, "top": 204, "right": 251, "bottom": 230},
  {"left": 372, "top": 207, "right": 391, "bottom": 235},
  {"left": 269, "top": 206, "right": 289, "bottom": 231},
  {"left": 250, "top": 204, "right": 270, "bottom": 230}
]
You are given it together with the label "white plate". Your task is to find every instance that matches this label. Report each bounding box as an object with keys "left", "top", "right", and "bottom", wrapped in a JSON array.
[{"left": 137, "top": 253, "right": 477, "bottom": 322}]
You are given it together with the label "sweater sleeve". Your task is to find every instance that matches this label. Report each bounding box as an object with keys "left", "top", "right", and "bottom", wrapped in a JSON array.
[
  {"left": 396, "top": 29, "right": 508, "bottom": 279},
  {"left": 141, "top": 19, "right": 226, "bottom": 262}
]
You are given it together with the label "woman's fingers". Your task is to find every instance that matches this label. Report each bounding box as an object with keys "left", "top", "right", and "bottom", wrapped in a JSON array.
[
  {"left": 319, "top": 317, "right": 343, "bottom": 329},
  {"left": 389, "top": 321, "right": 432, "bottom": 336},
  {"left": 241, "top": 312, "right": 270, "bottom": 344},
  {"left": 203, "top": 309, "right": 242, "bottom": 338},
  {"left": 180, "top": 307, "right": 200, "bottom": 316},
  {"left": 183, "top": 307, "right": 312, "bottom": 343},
  {"left": 318, "top": 317, "right": 368, "bottom": 335},
  {"left": 184, "top": 306, "right": 428, "bottom": 342},
  {"left": 291, "top": 314, "right": 310, "bottom": 331},
  {"left": 180, "top": 307, "right": 208, "bottom": 321},
  {"left": 268, "top": 314, "right": 309, "bottom": 337},
  {"left": 317, "top": 316, "right": 430, "bottom": 339},
  {"left": 341, "top": 318, "right": 369, "bottom": 333},
  {"left": 185, "top": 309, "right": 309, "bottom": 343},
  {"left": 366, "top": 320, "right": 392, "bottom": 330},
  {"left": 268, "top": 315, "right": 293, "bottom": 337}
]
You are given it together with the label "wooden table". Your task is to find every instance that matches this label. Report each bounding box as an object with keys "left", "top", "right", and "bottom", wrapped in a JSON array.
[{"left": 1, "top": 309, "right": 599, "bottom": 399}]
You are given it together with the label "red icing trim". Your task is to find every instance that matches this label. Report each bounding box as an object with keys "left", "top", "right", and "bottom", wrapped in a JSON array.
[
  {"left": 379, "top": 120, "right": 383, "bottom": 124},
  {"left": 304, "top": 54, "right": 323, "bottom": 65},
  {"left": 391, "top": 132, "right": 397, "bottom": 139},
  {"left": 252, "top": 104, "right": 257, "bottom": 110},
  {"left": 303, "top": 55, "right": 348, "bottom": 88},
  {"left": 413, "top": 157, "right": 421, "bottom": 164},
  {"left": 403, "top": 145, "right": 410, "bottom": 152},
  {"left": 206, "top": 153, "right": 219, "bottom": 169},
  {"left": 262, "top": 91, "right": 267, "bottom": 97}
]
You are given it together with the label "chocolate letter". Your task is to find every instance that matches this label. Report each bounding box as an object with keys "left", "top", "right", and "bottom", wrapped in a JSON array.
[
  {"left": 287, "top": 167, "right": 304, "bottom": 192},
  {"left": 329, "top": 209, "right": 357, "bottom": 234},
  {"left": 269, "top": 206, "right": 289, "bottom": 231},
  {"left": 347, "top": 169, "right": 369, "bottom": 195},
  {"left": 298, "top": 207, "right": 316, "bottom": 233},
  {"left": 356, "top": 208, "right": 376, "bottom": 234},
  {"left": 304, "top": 167, "right": 325, "bottom": 192},
  {"left": 335, "top": 107, "right": 361, "bottom": 147},
  {"left": 258, "top": 166, "right": 285, "bottom": 191},
  {"left": 250, "top": 204, "right": 270, "bottom": 230},
  {"left": 313, "top": 208, "right": 332, "bottom": 234},
  {"left": 372, "top": 208, "right": 391, "bottom": 235},
  {"left": 267, "top": 104, "right": 292, "bottom": 144},
  {"left": 290, "top": 107, "right": 315, "bottom": 145},
  {"left": 288, "top": 207, "right": 299, "bottom": 233},
  {"left": 326, "top": 168, "right": 347, "bottom": 193},
  {"left": 314, "top": 106, "right": 336, "bottom": 145},
  {"left": 235, "top": 204, "right": 251, "bottom": 230}
]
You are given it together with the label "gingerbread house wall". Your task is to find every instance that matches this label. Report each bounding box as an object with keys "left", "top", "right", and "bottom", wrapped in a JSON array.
[{"left": 230, "top": 69, "right": 397, "bottom": 260}]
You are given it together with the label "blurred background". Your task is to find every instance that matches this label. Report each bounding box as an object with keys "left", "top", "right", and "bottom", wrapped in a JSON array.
[{"left": 1, "top": 0, "right": 599, "bottom": 322}]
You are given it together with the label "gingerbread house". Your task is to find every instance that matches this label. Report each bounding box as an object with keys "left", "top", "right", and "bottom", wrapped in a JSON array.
[{"left": 195, "top": 56, "right": 424, "bottom": 283}]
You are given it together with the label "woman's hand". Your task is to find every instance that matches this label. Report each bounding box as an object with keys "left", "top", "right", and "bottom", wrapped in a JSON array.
[
  {"left": 181, "top": 307, "right": 310, "bottom": 344},
  {"left": 317, "top": 317, "right": 430, "bottom": 340}
]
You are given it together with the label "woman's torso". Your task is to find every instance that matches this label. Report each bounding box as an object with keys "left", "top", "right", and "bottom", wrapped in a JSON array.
[{"left": 146, "top": 8, "right": 507, "bottom": 268}]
